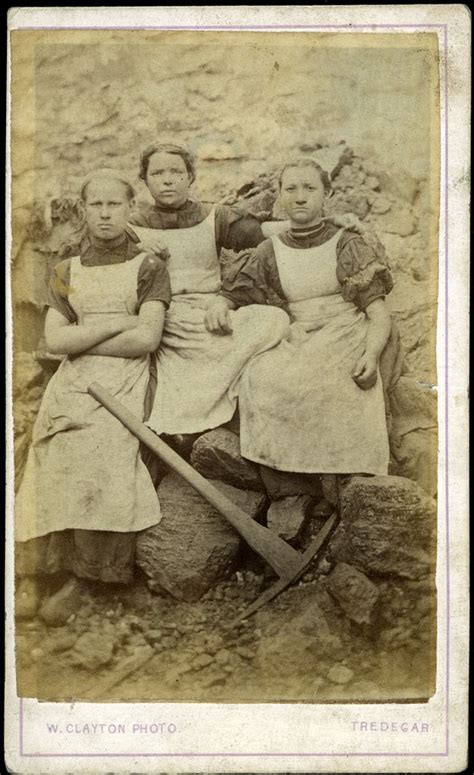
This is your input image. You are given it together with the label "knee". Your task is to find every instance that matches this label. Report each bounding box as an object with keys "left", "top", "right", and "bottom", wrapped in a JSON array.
[{"left": 261, "top": 306, "right": 290, "bottom": 339}]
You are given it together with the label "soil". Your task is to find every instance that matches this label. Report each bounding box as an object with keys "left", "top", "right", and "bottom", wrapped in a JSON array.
[{"left": 16, "top": 546, "right": 436, "bottom": 704}]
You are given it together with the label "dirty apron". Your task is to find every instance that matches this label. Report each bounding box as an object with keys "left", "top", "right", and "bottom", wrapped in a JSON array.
[
  {"left": 238, "top": 231, "right": 390, "bottom": 475},
  {"left": 15, "top": 253, "right": 161, "bottom": 544},
  {"left": 131, "top": 209, "right": 290, "bottom": 435}
]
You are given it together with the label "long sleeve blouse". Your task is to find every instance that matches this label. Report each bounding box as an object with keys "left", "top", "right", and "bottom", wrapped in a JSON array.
[
  {"left": 220, "top": 221, "right": 393, "bottom": 312},
  {"left": 128, "top": 199, "right": 265, "bottom": 255}
]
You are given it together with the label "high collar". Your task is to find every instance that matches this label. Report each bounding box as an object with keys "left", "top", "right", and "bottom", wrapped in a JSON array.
[
  {"left": 88, "top": 231, "right": 128, "bottom": 251},
  {"left": 288, "top": 219, "right": 326, "bottom": 240}
]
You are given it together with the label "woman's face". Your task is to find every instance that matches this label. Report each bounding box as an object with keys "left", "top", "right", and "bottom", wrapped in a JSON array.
[
  {"left": 145, "top": 151, "right": 192, "bottom": 208},
  {"left": 280, "top": 166, "right": 328, "bottom": 227},
  {"left": 83, "top": 179, "right": 133, "bottom": 241}
]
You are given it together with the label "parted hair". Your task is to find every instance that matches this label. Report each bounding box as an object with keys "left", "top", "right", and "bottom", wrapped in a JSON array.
[
  {"left": 279, "top": 158, "right": 331, "bottom": 193},
  {"left": 139, "top": 143, "right": 196, "bottom": 184},
  {"left": 80, "top": 168, "right": 136, "bottom": 202}
]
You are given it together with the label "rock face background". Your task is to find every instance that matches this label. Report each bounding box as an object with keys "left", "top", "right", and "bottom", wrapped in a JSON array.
[{"left": 12, "top": 32, "right": 439, "bottom": 703}]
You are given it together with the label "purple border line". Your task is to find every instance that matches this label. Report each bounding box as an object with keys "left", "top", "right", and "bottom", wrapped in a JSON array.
[
  {"left": 18, "top": 24, "right": 444, "bottom": 30},
  {"left": 17, "top": 20, "right": 450, "bottom": 760},
  {"left": 443, "top": 21, "right": 450, "bottom": 760}
]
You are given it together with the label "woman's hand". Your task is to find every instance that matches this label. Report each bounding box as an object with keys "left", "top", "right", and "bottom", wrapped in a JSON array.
[
  {"left": 324, "top": 212, "right": 363, "bottom": 233},
  {"left": 137, "top": 238, "right": 170, "bottom": 260},
  {"left": 352, "top": 352, "right": 378, "bottom": 390},
  {"left": 204, "top": 297, "right": 234, "bottom": 335}
]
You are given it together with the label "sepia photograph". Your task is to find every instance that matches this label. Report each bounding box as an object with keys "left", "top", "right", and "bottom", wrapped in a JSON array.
[
  {"left": 9, "top": 24, "right": 442, "bottom": 708},
  {"left": 5, "top": 7, "right": 470, "bottom": 772}
]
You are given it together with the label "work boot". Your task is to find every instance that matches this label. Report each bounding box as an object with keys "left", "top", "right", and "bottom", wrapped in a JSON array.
[
  {"left": 15, "top": 577, "right": 41, "bottom": 620},
  {"left": 312, "top": 497, "right": 334, "bottom": 519},
  {"left": 39, "top": 576, "right": 91, "bottom": 627},
  {"left": 162, "top": 433, "right": 202, "bottom": 460}
]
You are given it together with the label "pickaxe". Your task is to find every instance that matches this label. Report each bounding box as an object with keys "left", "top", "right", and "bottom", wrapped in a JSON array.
[{"left": 88, "top": 383, "right": 338, "bottom": 625}]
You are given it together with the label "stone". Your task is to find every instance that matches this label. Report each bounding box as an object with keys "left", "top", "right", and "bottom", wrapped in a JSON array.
[
  {"left": 389, "top": 377, "right": 438, "bottom": 497},
  {"left": 344, "top": 193, "right": 370, "bottom": 219},
  {"left": 47, "top": 630, "right": 78, "bottom": 654},
  {"left": 200, "top": 671, "right": 227, "bottom": 689},
  {"left": 370, "top": 196, "right": 392, "bottom": 214},
  {"left": 205, "top": 633, "right": 225, "bottom": 654},
  {"left": 70, "top": 631, "right": 115, "bottom": 671},
  {"left": 191, "top": 653, "right": 213, "bottom": 671},
  {"left": 327, "top": 665, "right": 354, "bottom": 685},
  {"left": 327, "top": 563, "right": 380, "bottom": 625},
  {"left": 191, "top": 429, "right": 264, "bottom": 491},
  {"left": 136, "top": 473, "right": 266, "bottom": 602},
  {"left": 145, "top": 629, "right": 163, "bottom": 644},
  {"left": 15, "top": 577, "right": 41, "bottom": 620},
  {"left": 236, "top": 646, "right": 255, "bottom": 660},
  {"left": 39, "top": 578, "right": 89, "bottom": 627},
  {"left": 13, "top": 352, "right": 45, "bottom": 399},
  {"left": 365, "top": 175, "right": 380, "bottom": 190},
  {"left": 331, "top": 476, "right": 437, "bottom": 580},
  {"left": 378, "top": 167, "right": 419, "bottom": 204},
  {"left": 267, "top": 495, "right": 314, "bottom": 543},
  {"left": 215, "top": 649, "right": 232, "bottom": 666},
  {"left": 238, "top": 189, "right": 276, "bottom": 219},
  {"left": 378, "top": 207, "right": 417, "bottom": 237}
]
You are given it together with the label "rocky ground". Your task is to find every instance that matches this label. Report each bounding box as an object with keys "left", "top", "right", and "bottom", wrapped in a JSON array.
[
  {"left": 16, "top": 431, "right": 437, "bottom": 703},
  {"left": 12, "top": 122, "right": 438, "bottom": 701},
  {"left": 16, "top": 569, "right": 436, "bottom": 704}
]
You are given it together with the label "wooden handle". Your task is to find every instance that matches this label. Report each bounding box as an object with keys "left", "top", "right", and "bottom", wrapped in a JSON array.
[{"left": 88, "top": 382, "right": 301, "bottom": 579}]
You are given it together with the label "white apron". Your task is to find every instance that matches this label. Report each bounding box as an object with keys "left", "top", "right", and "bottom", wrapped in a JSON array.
[
  {"left": 238, "top": 231, "right": 390, "bottom": 475},
  {"left": 131, "top": 210, "right": 290, "bottom": 435},
  {"left": 15, "top": 253, "right": 161, "bottom": 543}
]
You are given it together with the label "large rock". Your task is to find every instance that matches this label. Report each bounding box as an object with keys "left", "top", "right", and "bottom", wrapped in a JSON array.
[
  {"left": 327, "top": 563, "right": 380, "bottom": 625},
  {"left": 331, "top": 476, "right": 436, "bottom": 580},
  {"left": 191, "top": 429, "right": 264, "bottom": 492},
  {"left": 378, "top": 207, "right": 418, "bottom": 237},
  {"left": 136, "top": 474, "right": 266, "bottom": 602},
  {"left": 70, "top": 631, "right": 116, "bottom": 671},
  {"left": 267, "top": 495, "right": 314, "bottom": 544},
  {"left": 389, "top": 376, "right": 438, "bottom": 497}
]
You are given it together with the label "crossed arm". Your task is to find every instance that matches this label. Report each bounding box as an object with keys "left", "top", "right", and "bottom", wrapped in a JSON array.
[{"left": 44, "top": 301, "right": 165, "bottom": 358}]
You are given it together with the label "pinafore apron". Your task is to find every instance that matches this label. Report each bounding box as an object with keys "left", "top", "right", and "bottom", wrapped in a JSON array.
[
  {"left": 131, "top": 210, "right": 290, "bottom": 435},
  {"left": 15, "top": 253, "right": 161, "bottom": 543},
  {"left": 238, "top": 231, "right": 390, "bottom": 474}
]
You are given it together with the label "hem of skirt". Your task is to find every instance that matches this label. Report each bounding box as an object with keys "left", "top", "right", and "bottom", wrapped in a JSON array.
[
  {"left": 146, "top": 410, "right": 237, "bottom": 437},
  {"left": 15, "top": 518, "right": 162, "bottom": 545},
  {"left": 239, "top": 452, "right": 388, "bottom": 476}
]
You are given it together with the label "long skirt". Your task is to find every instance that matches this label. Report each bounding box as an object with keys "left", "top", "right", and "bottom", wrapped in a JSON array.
[
  {"left": 146, "top": 294, "right": 290, "bottom": 435},
  {"left": 238, "top": 308, "right": 390, "bottom": 475}
]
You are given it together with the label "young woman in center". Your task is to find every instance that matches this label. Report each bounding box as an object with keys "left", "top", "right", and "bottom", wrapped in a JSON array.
[
  {"left": 128, "top": 142, "right": 290, "bottom": 439},
  {"left": 219, "top": 158, "right": 395, "bottom": 478}
]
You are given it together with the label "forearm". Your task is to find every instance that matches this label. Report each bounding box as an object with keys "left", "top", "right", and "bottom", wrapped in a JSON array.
[
  {"left": 364, "top": 303, "right": 391, "bottom": 361},
  {"left": 45, "top": 320, "right": 128, "bottom": 355},
  {"left": 85, "top": 327, "right": 161, "bottom": 357},
  {"left": 217, "top": 293, "right": 238, "bottom": 310}
]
